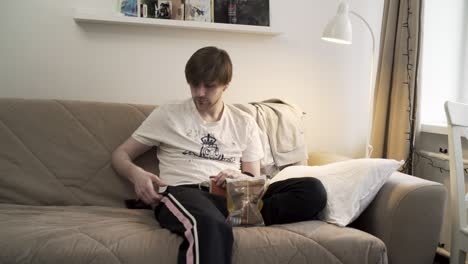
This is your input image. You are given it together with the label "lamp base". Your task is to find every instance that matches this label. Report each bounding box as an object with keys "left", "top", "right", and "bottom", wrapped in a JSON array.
[{"left": 366, "top": 144, "right": 374, "bottom": 158}]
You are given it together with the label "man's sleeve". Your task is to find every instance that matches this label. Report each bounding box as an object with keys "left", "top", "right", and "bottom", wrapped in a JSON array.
[
  {"left": 241, "top": 118, "right": 265, "bottom": 162},
  {"left": 131, "top": 107, "right": 165, "bottom": 147}
]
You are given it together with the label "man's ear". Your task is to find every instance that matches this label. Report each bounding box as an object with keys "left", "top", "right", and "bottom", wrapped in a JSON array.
[{"left": 223, "top": 84, "right": 229, "bottom": 91}]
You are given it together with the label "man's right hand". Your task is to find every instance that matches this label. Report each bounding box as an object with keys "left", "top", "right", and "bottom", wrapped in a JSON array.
[
  {"left": 111, "top": 137, "right": 168, "bottom": 206},
  {"left": 132, "top": 168, "right": 168, "bottom": 205}
]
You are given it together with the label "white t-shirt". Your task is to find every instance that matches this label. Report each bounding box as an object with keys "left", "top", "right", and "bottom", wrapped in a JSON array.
[{"left": 132, "top": 99, "right": 264, "bottom": 187}]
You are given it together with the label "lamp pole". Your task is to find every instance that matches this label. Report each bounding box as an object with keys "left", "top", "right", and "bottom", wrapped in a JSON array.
[
  {"left": 349, "top": 11, "right": 376, "bottom": 158},
  {"left": 321, "top": 2, "right": 377, "bottom": 158}
]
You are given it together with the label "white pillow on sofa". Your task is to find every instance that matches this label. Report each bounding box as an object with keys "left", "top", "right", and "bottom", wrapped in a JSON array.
[{"left": 270, "top": 158, "right": 403, "bottom": 226}]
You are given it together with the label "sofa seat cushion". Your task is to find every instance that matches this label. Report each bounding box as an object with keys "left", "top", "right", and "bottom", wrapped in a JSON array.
[
  {"left": 275, "top": 221, "right": 388, "bottom": 264},
  {"left": 0, "top": 204, "right": 387, "bottom": 264}
]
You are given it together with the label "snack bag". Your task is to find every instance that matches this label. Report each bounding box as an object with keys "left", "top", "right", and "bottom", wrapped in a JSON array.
[{"left": 225, "top": 175, "right": 267, "bottom": 226}]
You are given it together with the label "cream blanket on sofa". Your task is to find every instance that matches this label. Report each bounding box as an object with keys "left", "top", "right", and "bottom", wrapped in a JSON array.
[{"left": 235, "top": 99, "right": 308, "bottom": 176}]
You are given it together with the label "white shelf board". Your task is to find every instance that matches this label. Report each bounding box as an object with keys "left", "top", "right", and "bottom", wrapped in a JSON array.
[{"left": 73, "top": 8, "right": 281, "bottom": 35}]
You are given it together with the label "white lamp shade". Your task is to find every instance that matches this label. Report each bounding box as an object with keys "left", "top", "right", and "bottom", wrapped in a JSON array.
[{"left": 322, "top": 2, "right": 352, "bottom": 44}]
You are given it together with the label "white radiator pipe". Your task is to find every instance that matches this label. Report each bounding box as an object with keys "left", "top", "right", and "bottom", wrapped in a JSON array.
[{"left": 418, "top": 150, "right": 468, "bottom": 165}]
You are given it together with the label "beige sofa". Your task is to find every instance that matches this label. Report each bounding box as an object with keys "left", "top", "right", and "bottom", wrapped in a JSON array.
[{"left": 0, "top": 98, "right": 447, "bottom": 264}]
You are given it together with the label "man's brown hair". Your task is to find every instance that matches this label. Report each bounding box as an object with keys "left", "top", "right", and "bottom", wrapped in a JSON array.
[{"left": 185, "top": 46, "right": 232, "bottom": 86}]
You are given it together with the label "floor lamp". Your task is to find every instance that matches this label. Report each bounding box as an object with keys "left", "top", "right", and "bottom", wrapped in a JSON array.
[{"left": 321, "top": 1, "right": 376, "bottom": 158}]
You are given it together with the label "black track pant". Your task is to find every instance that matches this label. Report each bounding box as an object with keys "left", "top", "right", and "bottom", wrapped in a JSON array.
[
  {"left": 261, "top": 177, "right": 327, "bottom": 226},
  {"left": 153, "top": 177, "right": 327, "bottom": 264}
]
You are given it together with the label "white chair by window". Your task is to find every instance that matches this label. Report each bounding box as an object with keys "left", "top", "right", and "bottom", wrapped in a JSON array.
[{"left": 445, "top": 101, "right": 468, "bottom": 264}]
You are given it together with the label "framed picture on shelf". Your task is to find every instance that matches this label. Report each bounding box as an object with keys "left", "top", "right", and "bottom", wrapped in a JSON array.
[
  {"left": 172, "top": 0, "right": 184, "bottom": 20},
  {"left": 214, "top": 0, "right": 269, "bottom": 26},
  {"left": 156, "top": 0, "right": 172, "bottom": 19},
  {"left": 185, "top": 0, "right": 212, "bottom": 22},
  {"left": 120, "top": 0, "right": 139, "bottom": 17},
  {"left": 237, "top": 0, "right": 269, "bottom": 26},
  {"left": 213, "top": 0, "right": 228, "bottom": 23},
  {"left": 140, "top": 0, "right": 157, "bottom": 18}
]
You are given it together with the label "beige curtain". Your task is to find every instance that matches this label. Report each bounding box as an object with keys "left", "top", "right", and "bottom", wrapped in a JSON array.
[{"left": 371, "top": 0, "right": 424, "bottom": 175}]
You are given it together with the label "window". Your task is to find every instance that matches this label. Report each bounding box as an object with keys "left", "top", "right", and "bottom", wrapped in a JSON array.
[{"left": 419, "top": 0, "right": 467, "bottom": 129}]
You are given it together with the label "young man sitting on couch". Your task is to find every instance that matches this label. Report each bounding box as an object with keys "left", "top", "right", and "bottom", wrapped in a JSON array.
[{"left": 111, "top": 46, "right": 327, "bottom": 264}]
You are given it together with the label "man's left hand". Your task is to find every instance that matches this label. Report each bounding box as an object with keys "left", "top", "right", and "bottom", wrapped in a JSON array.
[{"left": 211, "top": 169, "right": 241, "bottom": 186}]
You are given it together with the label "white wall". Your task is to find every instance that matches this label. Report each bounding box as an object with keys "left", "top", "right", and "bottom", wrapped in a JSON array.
[{"left": 0, "top": 0, "right": 384, "bottom": 158}]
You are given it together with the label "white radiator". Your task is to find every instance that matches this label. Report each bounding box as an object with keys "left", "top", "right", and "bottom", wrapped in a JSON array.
[{"left": 418, "top": 150, "right": 468, "bottom": 263}]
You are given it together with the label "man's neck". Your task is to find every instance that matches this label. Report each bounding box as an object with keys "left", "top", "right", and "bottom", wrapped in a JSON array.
[{"left": 197, "top": 100, "right": 224, "bottom": 123}]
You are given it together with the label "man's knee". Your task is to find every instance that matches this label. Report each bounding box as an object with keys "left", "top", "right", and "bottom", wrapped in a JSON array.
[
  {"left": 261, "top": 177, "right": 327, "bottom": 225},
  {"left": 300, "top": 177, "right": 327, "bottom": 212},
  {"left": 300, "top": 177, "right": 327, "bottom": 197},
  {"left": 274, "top": 177, "right": 327, "bottom": 206}
]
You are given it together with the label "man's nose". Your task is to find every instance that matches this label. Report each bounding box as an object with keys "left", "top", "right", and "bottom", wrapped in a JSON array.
[{"left": 194, "top": 86, "right": 207, "bottom": 97}]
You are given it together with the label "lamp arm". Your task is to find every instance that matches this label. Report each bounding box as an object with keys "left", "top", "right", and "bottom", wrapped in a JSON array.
[
  {"left": 350, "top": 11, "right": 376, "bottom": 158},
  {"left": 350, "top": 11, "right": 376, "bottom": 52}
]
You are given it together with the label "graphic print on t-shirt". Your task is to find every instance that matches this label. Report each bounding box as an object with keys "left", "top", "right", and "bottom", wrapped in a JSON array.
[{"left": 183, "top": 133, "right": 235, "bottom": 163}]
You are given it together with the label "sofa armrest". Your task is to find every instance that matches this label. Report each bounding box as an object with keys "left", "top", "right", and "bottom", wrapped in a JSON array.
[
  {"left": 351, "top": 172, "right": 447, "bottom": 264},
  {"left": 307, "top": 152, "right": 351, "bottom": 166}
]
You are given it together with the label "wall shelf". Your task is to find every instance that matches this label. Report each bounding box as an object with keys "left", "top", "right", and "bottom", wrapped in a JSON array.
[{"left": 73, "top": 8, "right": 281, "bottom": 36}]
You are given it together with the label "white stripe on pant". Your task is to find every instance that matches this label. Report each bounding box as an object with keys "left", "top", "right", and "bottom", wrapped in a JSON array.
[
  {"left": 155, "top": 186, "right": 233, "bottom": 264},
  {"left": 160, "top": 194, "right": 199, "bottom": 264}
]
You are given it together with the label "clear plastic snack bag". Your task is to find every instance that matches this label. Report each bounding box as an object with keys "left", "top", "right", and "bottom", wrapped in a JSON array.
[{"left": 225, "top": 175, "right": 267, "bottom": 226}]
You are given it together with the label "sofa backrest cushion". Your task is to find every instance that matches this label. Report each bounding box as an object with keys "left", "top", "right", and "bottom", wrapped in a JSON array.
[{"left": 0, "top": 98, "right": 159, "bottom": 207}]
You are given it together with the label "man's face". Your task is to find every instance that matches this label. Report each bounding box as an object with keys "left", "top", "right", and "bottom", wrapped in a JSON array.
[{"left": 190, "top": 82, "right": 227, "bottom": 111}]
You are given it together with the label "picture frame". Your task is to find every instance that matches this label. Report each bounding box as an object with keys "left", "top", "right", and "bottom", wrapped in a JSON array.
[
  {"left": 185, "top": 0, "right": 211, "bottom": 22},
  {"left": 120, "top": 0, "right": 139, "bottom": 17},
  {"left": 172, "top": 0, "right": 184, "bottom": 20},
  {"left": 140, "top": 0, "right": 157, "bottom": 18},
  {"left": 214, "top": 0, "right": 269, "bottom": 26},
  {"left": 236, "top": 0, "right": 269, "bottom": 26},
  {"left": 156, "top": 0, "right": 173, "bottom": 19}
]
